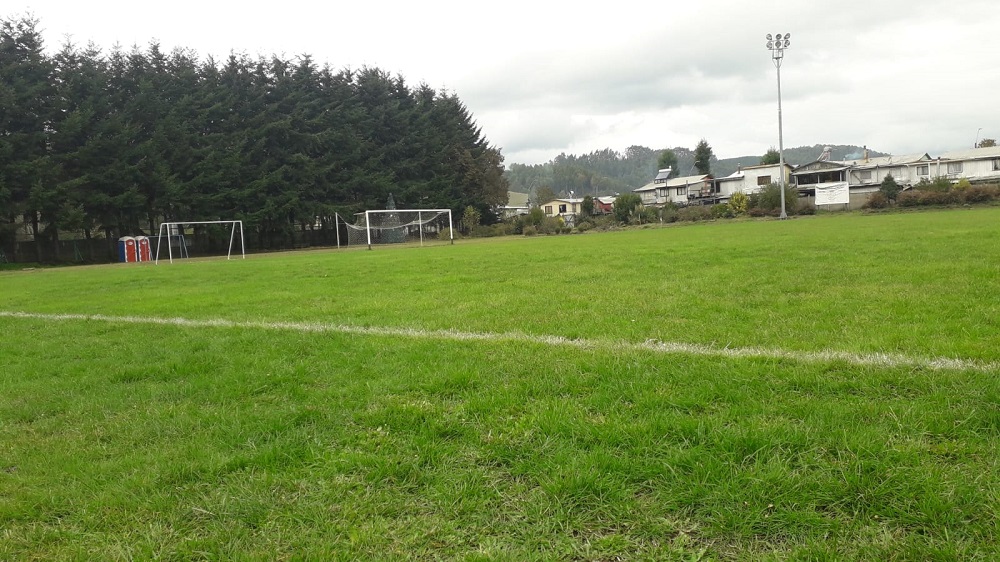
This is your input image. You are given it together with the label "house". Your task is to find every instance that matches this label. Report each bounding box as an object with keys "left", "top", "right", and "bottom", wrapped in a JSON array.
[
  {"left": 538, "top": 198, "right": 585, "bottom": 224},
  {"left": 935, "top": 146, "right": 1000, "bottom": 184},
  {"left": 839, "top": 153, "right": 932, "bottom": 189},
  {"left": 594, "top": 196, "right": 616, "bottom": 215},
  {"left": 502, "top": 191, "right": 531, "bottom": 218},
  {"left": 634, "top": 169, "right": 715, "bottom": 206},
  {"left": 715, "top": 163, "right": 794, "bottom": 198}
]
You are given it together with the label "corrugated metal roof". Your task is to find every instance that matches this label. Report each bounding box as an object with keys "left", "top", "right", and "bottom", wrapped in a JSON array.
[
  {"left": 506, "top": 191, "right": 530, "bottom": 207},
  {"left": 665, "top": 174, "right": 712, "bottom": 187},
  {"left": 839, "top": 153, "right": 931, "bottom": 168},
  {"left": 939, "top": 146, "right": 1000, "bottom": 161}
]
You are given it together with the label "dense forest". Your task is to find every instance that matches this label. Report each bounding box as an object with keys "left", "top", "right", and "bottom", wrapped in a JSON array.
[
  {"left": 0, "top": 16, "right": 507, "bottom": 262},
  {"left": 505, "top": 144, "right": 883, "bottom": 201}
]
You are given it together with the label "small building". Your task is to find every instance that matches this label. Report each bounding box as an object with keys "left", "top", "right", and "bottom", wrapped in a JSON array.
[
  {"left": 539, "top": 198, "right": 585, "bottom": 224},
  {"left": 502, "top": 191, "right": 531, "bottom": 218}
]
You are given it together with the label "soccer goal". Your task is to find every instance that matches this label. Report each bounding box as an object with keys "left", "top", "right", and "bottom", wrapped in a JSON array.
[
  {"left": 339, "top": 209, "right": 453, "bottom": 250},
  {"left": 154, "top": 220, "right": 245, "bottom": 264}
]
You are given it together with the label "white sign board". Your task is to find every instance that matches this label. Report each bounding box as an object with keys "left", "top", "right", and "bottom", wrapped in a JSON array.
[{"left": 814, "top": 181, "right": 850, "bottom": 206}]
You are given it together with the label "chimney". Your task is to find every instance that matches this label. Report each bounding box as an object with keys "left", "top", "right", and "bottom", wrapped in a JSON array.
[{"left": 864, "top": 145, "right": 869, "bottom": 163}]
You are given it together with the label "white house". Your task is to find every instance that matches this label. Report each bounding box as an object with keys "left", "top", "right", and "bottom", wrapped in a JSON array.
[
  {"left": 840, "top": 153, "right": 932, "bottom": 189},
  {"left": 715, "top": 163, "right": 794, "bottom": 198},
  {"left": 934, "top": 146, "right": 1000, "bottom": 184},
  {"left": 634, "top": 169, "right": 715, "bottom": 206}
]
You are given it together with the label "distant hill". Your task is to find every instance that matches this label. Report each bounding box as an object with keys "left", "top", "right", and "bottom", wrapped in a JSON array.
[{"left": 505, "top": 144, "right": 886, "bottom": 201}]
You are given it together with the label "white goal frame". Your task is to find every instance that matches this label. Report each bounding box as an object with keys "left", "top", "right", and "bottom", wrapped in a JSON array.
[
  {"left": 155, "top": 220, "right": 245, "bottom": 264},
  {"left": 341, "top": 209, "right": 453, "bottom": 250}
]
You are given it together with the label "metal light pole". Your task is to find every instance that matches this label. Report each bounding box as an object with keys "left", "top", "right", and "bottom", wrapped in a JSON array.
[
  {"left": 975, "top": 127, "right": 983, "bottom": 148},
  {"left": 767, "top": 33, "right": 790, "bottom": 219}
]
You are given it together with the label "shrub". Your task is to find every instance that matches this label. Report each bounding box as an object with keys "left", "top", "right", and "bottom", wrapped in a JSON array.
[
  {"left": 729, "top": 191, "right": 749, "bottom": 215},
  {"left": 471, "top": 225, "right": 495, "bottom": 238},
  {"left": 915, "top": 177, "right": 952, "bottom": 192},
  {"left": 711, "top": 204, "right": 734, "bottom": 219},
  {"left": 613, "top": 193, "right": 643, "bottom": 223},
  {"left": 576, "top": 221, "right": 593, "bottom": 233},
  {"left": 677, "top": 205, "right": 714, "bottom": 222},
  {"left": 962, "top": 185, "right": 1000, "bottom": 203},
  {"left": 879, "top": 174, "right": 901, "bottom": 201},
  {"left": 748, "top": 207, "right": 768, "bottom": 217},
  {"left": 897, "top": 191, "right": 922, "bottom": 207},
  {"left": 538, "top": 216, "right": 563, "bottom": 235},
  {"left": 954, "top": 178, "right": 973, "bottom": 192},
  {"left": 750, "top": 182, "right": 798, "bottom": 213},
  {"left": 863, "top": 192, "right": 889, "bottom": 209},
  {"left": 438, "top": 228, "right": 457, "bottom": 241},
  {"left": 522, "top": 225, "right": 538, "bottom": 236},
  {"left": 661, "top": 207, "right": 679, "bottom": 223}
]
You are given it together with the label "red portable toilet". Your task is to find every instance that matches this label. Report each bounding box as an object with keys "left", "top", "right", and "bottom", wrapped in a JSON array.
[
  {"left": 135, "top": 236, "right": 151, "bottom": 262},
  {"left": 118, "top": 236, "right": 137, "bottom": 263}
]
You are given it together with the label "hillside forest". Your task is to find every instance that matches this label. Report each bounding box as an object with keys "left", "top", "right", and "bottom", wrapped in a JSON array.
[
  {"left": 0, "top": 15, "right": 507, "bottom": 262},
  {"left": 505, "top": 144, "right": 885, "bottom": 202}
]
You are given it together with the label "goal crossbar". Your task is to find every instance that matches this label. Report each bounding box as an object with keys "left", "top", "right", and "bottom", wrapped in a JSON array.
[{"left": 155, "top": 220, "right": 245, "bottom": 264}]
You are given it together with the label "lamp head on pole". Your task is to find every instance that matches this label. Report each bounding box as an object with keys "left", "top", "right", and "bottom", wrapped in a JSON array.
[{"left": 766, "top": 33, "right": 791, "bottom": 62}]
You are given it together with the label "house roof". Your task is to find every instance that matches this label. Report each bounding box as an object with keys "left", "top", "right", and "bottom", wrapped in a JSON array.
[
  {"left": 539, "top": 198, "right": 585, "bottom": 206},
  {"left": 736, "top": 162, "right": 794, "bottom": 172},
  {"left": 596, "top": 196, "right": 617, "bottom": 204},
  {"left": 938, "top": 146, "right": 1000, "bottom": 161},
  {"left": 665, "top": 174, "right": 712, "bottom": 187},
  {"left": 506, "top": 191, "right": 530, "bottom": 207},
  {"left": 839, "top": 153, "right": 931, "bottom": 168}
]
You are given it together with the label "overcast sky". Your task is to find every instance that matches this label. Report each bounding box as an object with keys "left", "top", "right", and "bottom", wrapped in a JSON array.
[{"left": 10, "top": 0, "right": 1000, "bottom": 165}]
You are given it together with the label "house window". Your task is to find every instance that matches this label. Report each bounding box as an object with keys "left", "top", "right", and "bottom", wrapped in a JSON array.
[
  {"left": 544, "top": 205, "right": 553, "bottom": 215},
  {"left": 947, "top": 162, "right": 963, "bottom": 175},
  {"left": 558, "top": 204, "right": 567, "bottom": 213},
  {"left": 676, "top": 187, "right": 687, "bottom": 196},
  {"left": 993, "top": 159, "right": 1000, "bottom": 171},
  {"left": 757, "top": 175, "right": 771, "bottom": 186},
  {"left": 859, "top": 170, "right": 873, "bottom": 181},
  {"left": 917, "top": 165, "right": 929, "bottom": 176}
]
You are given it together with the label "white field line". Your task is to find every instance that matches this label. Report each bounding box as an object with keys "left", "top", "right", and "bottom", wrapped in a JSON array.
[{"left": 1, "top": 310, "right": 996, "bottom": 373}]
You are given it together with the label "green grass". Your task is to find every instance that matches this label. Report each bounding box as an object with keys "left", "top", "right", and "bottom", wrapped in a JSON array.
[{"left": 2, "top": 208, "right": 1000, "bottom": 559}]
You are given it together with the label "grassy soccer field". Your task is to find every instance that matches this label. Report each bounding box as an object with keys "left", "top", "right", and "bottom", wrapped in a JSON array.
[{"left": 2, "top": 208, "right": 1000, "bottom": 560}]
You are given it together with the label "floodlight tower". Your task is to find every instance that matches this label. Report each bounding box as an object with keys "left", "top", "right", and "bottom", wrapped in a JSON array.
[{"left": 766, "top": 32, "right": 791, "bottom": 219}]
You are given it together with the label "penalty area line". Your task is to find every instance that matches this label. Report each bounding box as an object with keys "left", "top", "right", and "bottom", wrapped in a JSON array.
[{"left": 0, "top": 310, "right": 996, "bottom": 373}]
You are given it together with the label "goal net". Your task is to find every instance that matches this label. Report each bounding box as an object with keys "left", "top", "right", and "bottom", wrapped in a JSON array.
[
  {"left": 340, "top": 209, "right": 453, "bottom": 249},
  {"left": 155, "top": 220, "right": 245, "bottom": 264}
]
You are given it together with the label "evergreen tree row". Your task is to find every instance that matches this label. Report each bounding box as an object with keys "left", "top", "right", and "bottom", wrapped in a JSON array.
[{"left": 0, "top": 15, "right": 507, "bottom": 262}]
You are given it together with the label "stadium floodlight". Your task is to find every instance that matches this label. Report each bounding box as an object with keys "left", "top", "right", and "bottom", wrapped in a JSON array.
[
  {"left": 154, "top": 220, "right": 245, "bottom": 264},
  {"left": 766, "top": 32, "right": 792, "bottom": 219},
  {"left": 339, "top": 209, "right": 454, "bottom": 250}
]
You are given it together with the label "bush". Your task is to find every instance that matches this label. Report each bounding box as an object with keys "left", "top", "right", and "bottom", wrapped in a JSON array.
[
  {"left": 863, "top": 192, "right": 890, "bottom": 209},
  {"left": 915, "top": 177, "right": 952, "bottom": 192},
  {"left": 750, "top": 182, "right": 799, "bottom": 213},
  {"left": 576, "top": 221, "right": 593, "bottom": 233},
  {"left": 962, "top": 185, "right": 1000, "bottom": 203},
  {"left": 661, "top": 207, "right": 679, "bottom": 223},
  {"left": 538, "top": 216, "right": 563, "bottom": 235},
  {"left": 613, "top": 193, "right": 643, "bottom": 224},
  {"left": 522, "top": 225, "right": 538, "bottom": 236},
  {"left": 748, "top": 207, "right": 768, "bottom": 217},
  {"left": 728, "top": 191, "right": 749, "bottom": 215},
  {"left": 897, "top": 189, "right": 960, "bottom": 207},
  {"left": 677, "top": 205, "right": 714, "bottom": 222},
  {"left": 711, "top": 204, "right": 734, "bottom": 219},
  {"left": 438, "top": 228, "right": 458, "bottom": 241}
]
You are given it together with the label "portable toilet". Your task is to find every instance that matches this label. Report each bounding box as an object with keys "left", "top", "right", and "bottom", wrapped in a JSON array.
[
  {"left": 118, "top": 236, "right": 137, "bottom": 263},
  {"left": 135, "top": 236, "right": 151, "bottom": 262}
]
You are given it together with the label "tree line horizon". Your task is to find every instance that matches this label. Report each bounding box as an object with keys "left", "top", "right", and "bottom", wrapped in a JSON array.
[{"left": 0, "top": 15, "right": 507, "bottom": 262}]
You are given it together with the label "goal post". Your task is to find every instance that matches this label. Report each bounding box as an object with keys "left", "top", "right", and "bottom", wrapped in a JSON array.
[
  {"left": 155, "top": 220, "right": 246, "bottom": 264},
  {"left": 339, "top": 209, "right": 453, "bottom": 250}
]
